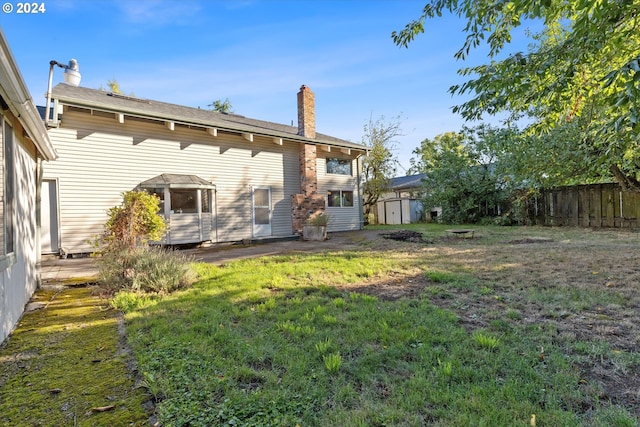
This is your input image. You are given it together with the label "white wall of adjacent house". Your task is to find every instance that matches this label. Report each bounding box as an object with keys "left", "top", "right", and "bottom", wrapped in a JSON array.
[
  {"left": 0, "top": 122, "right": 39, "bottom": 343},
  {"left": 43, "top": 108, "right": 309, "bottom": 254},
  {"left": 316, "top": 155, "right": 362, "bottom": 232}
]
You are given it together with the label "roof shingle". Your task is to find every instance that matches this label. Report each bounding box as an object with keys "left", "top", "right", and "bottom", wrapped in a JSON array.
[{"left": 51, "top": 84, "right": 365, "bottom": 151}]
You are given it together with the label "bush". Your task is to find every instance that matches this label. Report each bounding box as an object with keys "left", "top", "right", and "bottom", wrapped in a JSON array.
[
  {"left": 95, "top": 190, "right": 196, "bottom": 295},
  {"left": 104, "top": 190, "right": 166, "bottom": 249},
  {"left": 98, "top": 245, "right": 197, "bottom": 294},
  {"left": 130, "top": 246, "right": 197, "bottom": 293}
]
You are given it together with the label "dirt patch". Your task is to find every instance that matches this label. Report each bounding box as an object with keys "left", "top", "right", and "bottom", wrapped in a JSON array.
[
  {"left": 379, "top": 230, "right": 432, "bottom": 244},
  {"left": 338, "top": 274, "right": 431, "bottom": 301},
  {"left": 508, "top": 237, "right": 554, "bottom": 244}
]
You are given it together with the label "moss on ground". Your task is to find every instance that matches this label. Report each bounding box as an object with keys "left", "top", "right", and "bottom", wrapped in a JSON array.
[{"left": 0, "top": 286, "right": 152, "bottom": 426}]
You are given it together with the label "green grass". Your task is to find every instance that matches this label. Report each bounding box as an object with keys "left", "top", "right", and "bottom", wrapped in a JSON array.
[{"left": 116, "top": 227, "right": 640, "bottom": 426}]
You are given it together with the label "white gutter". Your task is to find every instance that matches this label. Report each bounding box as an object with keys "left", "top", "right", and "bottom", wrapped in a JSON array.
[{"left": 0, "top": 29, "right": 57, "bottom": 160}]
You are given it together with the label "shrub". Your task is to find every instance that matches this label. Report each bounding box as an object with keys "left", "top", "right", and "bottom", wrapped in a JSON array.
[
  {"left": 98, "top": 245, "right": 197, "bottom": 294},
  {"left": 95, "top": 190, "right": 196, "bottom": 294},
  {"left": 130, "top": 246, "right": 197, "bottom": 293},
  {"left": 103, "top": 190, "right": 166, "bottom": 249},
  {"left": 307, "top": 212, "right": 329, "bottom": 226}
]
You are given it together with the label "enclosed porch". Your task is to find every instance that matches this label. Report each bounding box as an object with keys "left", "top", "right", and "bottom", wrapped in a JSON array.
[{"left": 138, "top": 173, "right": 216, "bottom": 245}]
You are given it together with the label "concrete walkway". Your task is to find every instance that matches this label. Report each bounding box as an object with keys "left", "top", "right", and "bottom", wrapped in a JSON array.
[{"left": 40, "top": 230, "right": 381, "bottom": 284}]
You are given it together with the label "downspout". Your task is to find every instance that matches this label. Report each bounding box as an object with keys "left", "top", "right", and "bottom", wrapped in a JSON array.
[
  {"left": 356, "top": 152, "right": 365, "bottom": 230},
  {"left": 214, "top": 187, "right": 218, "bottom": 243},
  {"left": 35, "top": 156, "right": 43, "bottom": 287}
]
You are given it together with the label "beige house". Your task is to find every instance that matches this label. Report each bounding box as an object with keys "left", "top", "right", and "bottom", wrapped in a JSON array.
[
  {"left": 0, "top": 30, "right": 58, "bottom": 343},
  {"left": 43, "top": 84, "right": 366, "bottom": 255}
]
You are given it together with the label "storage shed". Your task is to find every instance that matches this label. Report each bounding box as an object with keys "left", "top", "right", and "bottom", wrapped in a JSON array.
[{"left": 375, "top": 174, "right": 427, "bottom": 225}]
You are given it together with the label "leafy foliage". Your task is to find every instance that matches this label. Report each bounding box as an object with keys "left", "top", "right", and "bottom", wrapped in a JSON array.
[
  {"left": 104, "top": 190, "right": 166, "bottom": 249},
  {"left": 410, "top": 126, "right": 511, "bottom": 224},
  {"left": 96, "top": 191, "right": 195, "bottom": 294},
  {"left": 361, "top": 115, "right": 402, "bottom": 218},
  {"left": 307, "top": 212, "right": 329, "bottom": 226},
  {"left": 209, "top": 98, "right": 233, "bottom": 113},
  {"left": 107, "top": 79, "right": 122, "bottom": 94},
  {"left": 99, "top": 245, "right": 197, "bottom": 294},
  {"left": 394, "top": 0, "right": 640, "bottom": 190}
]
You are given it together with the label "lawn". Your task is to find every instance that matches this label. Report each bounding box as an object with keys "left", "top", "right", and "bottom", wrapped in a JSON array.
[{"left": 117, "top": 225, "right": 640, "bottom": 426}]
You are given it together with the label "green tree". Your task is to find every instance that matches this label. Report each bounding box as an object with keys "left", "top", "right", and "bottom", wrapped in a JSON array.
[
  {"left": 411, "top": 127, "right": 509, "bottom": 224},
  {"left": 209, "top": 98, "right": 233, "bottom": 113},
  {"left": 361, "top": 115, "right": 402, "bottom": 219},
  {"left": 107, "top": 79, "right": 122, "bottom": 94},
  {"left": 393, "top": 1, "right": 640, "bottom": 191}
]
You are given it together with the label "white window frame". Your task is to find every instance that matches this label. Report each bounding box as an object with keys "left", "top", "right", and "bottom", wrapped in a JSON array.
[
  {"left": 327, "top": 190, "right": 354, "bottom": 208},
  {"left": 326, "top": 158, "right": 352, "bottom": 176}
]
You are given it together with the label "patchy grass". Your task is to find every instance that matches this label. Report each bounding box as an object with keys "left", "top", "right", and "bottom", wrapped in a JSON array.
[
  {"left": 5, "top": 225, "right": 638, "bottom": 426},
  {"left": 117, "top": 225, "right": 640, "bottom": 426},
  {"left": 0, "top": 286, "right": 152, "bottom": 426}
]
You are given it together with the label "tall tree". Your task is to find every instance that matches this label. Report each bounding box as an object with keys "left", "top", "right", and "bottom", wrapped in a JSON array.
[
  {"left": 393, "top": 1, "right": 640, "bottom": 191},
  {"left": 107, "top": 79, "right": 122, "bottom": 94},
  {"left": 361, "top": 115, "right": 402, "bottom": 219},
  {"left": 411, "top": 126, "right": 509, "bottom": 224},
  {"left": 209, "top": 98, "right": 233, "bottom": 113}
]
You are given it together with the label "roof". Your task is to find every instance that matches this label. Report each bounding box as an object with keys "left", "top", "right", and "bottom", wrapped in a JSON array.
[
  {"left": 51, "top": 84, "right": 366, "bottom": 152},
  {"left": 0, "top": 30, "right": 56, "bottom": 160},
  {"left": 389, "top": 174, "right": 426, "bottom": 190},
  {"left": 138, "top": 173, "right": 215, "bottom": 189}
]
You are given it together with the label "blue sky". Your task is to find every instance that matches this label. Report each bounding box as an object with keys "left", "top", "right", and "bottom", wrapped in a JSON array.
[{"left": 0, "top": 0, "right": 531, "bottom": 172}]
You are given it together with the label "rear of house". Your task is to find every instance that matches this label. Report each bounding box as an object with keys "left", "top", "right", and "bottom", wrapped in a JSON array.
[
  {"left": 0, "top": 31, "right": 57, "bottom": 343},
  {"left": 43, "top": 84, "right": 366, "bottom": 255}
]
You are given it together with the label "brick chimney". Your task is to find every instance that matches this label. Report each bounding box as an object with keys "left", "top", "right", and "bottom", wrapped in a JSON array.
[
  {"left": 292, "top": 85, "right": 325, "bottom": 234},
  {"left": 297, "top": 85, "right": 316, "bottom": 138}
]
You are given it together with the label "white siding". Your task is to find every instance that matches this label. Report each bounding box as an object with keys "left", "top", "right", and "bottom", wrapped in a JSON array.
[
  {"left": 44, "top": 110, "right": 304, "bottom": 253},
  {"left": 0, "top": 129, "right": 38, "bottom": 343},
  {"left": 316, "top": 155, "right": 362, "bottom": 232}
]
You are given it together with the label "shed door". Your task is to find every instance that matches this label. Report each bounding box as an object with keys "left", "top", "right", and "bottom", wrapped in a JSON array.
[
  {"left": 252, "top": 186, "right": 272, "bottom": 237},
  {"left": 41, "top": 179, "right": 60, "bottom": 254},
  {"left": 385, "top": 200, "right": 402, "bottom": 225}
]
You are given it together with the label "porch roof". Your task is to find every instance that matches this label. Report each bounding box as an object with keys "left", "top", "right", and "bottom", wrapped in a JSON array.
[{"left": 138, "top": 173, "right": 215, "bottom": 189}]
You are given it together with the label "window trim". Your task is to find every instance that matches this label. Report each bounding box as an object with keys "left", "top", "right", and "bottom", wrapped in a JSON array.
[
  {"left": 327, "top": 190, "right": 354, "bottom": 208},
  {"left": 326, "top": 158, "right": 353, "bottom": 176}
]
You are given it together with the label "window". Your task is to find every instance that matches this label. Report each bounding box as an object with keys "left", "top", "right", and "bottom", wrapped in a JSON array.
[
  {"left": 326, "top": 158, "right": 352, "bottom": 175},
  {"left": 327, "top": 190, "right": 354, "bottom": 207},
  {"left": 170, "top": 189, "right": 197, "bottom": 213},
  {"left": 202, "top": 189, "right": 212, "bottom": 213},
  {"left": 146, "top": 188, "right": 212, "bottom": 214},
  {"left": 3, "top": 121, "right": 14, "bottom": 254}
]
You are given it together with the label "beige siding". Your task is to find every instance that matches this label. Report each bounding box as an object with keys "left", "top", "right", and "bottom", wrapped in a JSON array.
[
  {"left": 168, "top": 213, "right": 201, "bottom": 244},
  {"left": 316, "top": 155, "right": 362, "bottom": 232},
  {"left": 1, "top": 122, "right": 38, "bottom": 343},
  {"left": 45, "top": 110, "right": 303, "bottom": 253}
]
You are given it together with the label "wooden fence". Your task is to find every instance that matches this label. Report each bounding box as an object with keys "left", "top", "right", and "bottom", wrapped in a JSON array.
[{"left": 540, "top": 183, "right": 640, "bottom": 228}]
